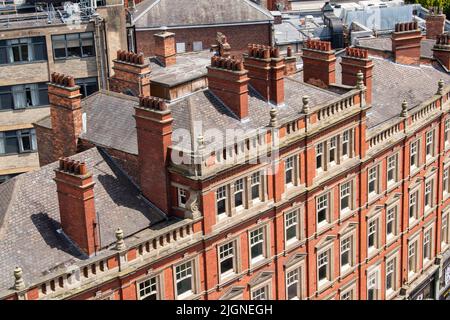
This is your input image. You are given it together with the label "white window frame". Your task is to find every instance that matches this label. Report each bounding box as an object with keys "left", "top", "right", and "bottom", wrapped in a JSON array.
[
  {"left": 367, "top": 268, "right": 380, "bottom": 300},
  {"left": 410, "top": 140, "right": 420, "bottom": 172},
  {"left": 442, "top": 211, "right": 450, "bottom": 249},
  {"left": 250, "top": 172, "right": 261, "bottom": 203},
  {"left": 340, "top": 235, "right": 353, "bottom": 273},
  {"left": 328, "top": 136, "right": 337, "bottom": 166},
  {"left": 316, "top": 142, "right": 324, "bottom": 172},
  {"left": 285, "top": 265, "right": 304, "bottom": 300},
  {"left": 234, "top": 178, "right": 245, "bottom": 212},
  {"left": 387, "top": 154, "right": 398, "bottom": 185},
  {"left": 317, "top": 247, "right": 333, "bottom": 287},
  {"left": 218, "top": 240, "right": 238, "bottom": 280},
  {"left": 216, "top": 186, "right": 228, "bottom": 219},
  {"left": 285, "top": 156, "right": 295, "bottom": 187},
  {"left": 285, "top": 208, "right": 301, "bottom": 246},
  {"left": 342, "top": 130, "right": 350, "bottom": 159},
  {"left": 409, "top": 188, "right": 420, "bottom": 224},
  {"left": 174, "top": 259, "right": 197, "bottom": 300},
  {"left": 248, "top": 225, "right": 269, "bottom": 266},
  {"left": 408, "top": 239, "right": 419, "bottom": 279},
  {"left": 445, "top": 118, "right": 450, "bottom": 147},
  {"left": 424, "top": 179, "right": 434, "bottom": 211},
  {"left": 340, "top": 181, "right": 352, "bottom": 214},
  {"left": 192, "top": 41, "right": 203, "bottom": 52},
  {"left": 137, "top": 274, "right": 162, "bottom": 300},
  {"left": 368, "top": 165, "right": 379, "bottom": 196},
  {"left": 176, "top": 42, "right": 186, "bottom": 53},
  {"left": 386, "top": 205, "right": 399, "bottom": 241},
  {"left": 423, "top": 227, "right": 433, "bottom": 265},
  {"left": 385, "top": 257, "right": 397, "bottom": 297},
  {"left": 425, "top": 130, "right": 434, "bottom": 158},
  {"left": 177, "top": 188, "right": 187, "bottom": 208},
  {"left": 316, "top": 192, "right": 331, "bottom": 228}
]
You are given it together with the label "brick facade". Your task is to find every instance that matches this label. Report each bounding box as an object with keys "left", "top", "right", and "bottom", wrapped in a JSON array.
[
  {"left": 135, "top": 24, "right": 272, "bottom": 57},
  {"left": 7, "top": 39, "right": 450, "bottom": 301}
]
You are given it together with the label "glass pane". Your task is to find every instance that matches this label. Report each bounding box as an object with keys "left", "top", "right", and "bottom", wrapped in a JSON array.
[
  {"left": 38, "top": 88, "right": 49, "bottom": 106},
  {"left": 12, "top": 46, "right": 21, "bottom": 62},
  {"left": 20, "top": 45, "right": 28, "bottom": 61},
  {"left": 0, "top": 93, "right": 13, "bottom": 110},
  {"left": 287, "top": 283, "right": 297, "bottom": 300},
  {"left": 5, "top": 136, "right": 19, "bottom": 154},
  {"left": 220, "top": 257, "right": 233, "bottom": 274},
  {"left": 33, "top": 43, "right": 46, "bottom": 61},
  {"left": 177, "top": 277, "right": 192, "bottom": 296},
  {"left": 251, "top": 243, "right": 263, "bottom": 259},
  {"left": 235, "top": 192, "right": 243, "bottom": 207},
  {"left": 21, "top": 135, "right": 31, "bottom": 151},
  {"left": 0, "top": 47, "right": 7, "bottom": 64},
  {"left": 286, "top": 225, "right": 296, "bottom": 241},
  {"left": 251, "top": 185, "right": 259, "bottom": 199}
]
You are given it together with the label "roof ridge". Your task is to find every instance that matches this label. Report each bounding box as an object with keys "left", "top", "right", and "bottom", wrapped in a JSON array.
[{"left": 0, "top": 177, "right": 21, "bottom": 241}]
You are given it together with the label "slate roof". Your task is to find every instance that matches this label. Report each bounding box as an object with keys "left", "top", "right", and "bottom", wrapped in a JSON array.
[
  {"left": 356, "top": 36, "right": 437, "bottom": 59},
  {"left": 0, "top": 147, "right": 166, "bottom": 291},
  {"left": 132, "top": 0, "right": 273, "bottom": 29},
  {"left": 148, "top": 51, "right": 211, "bottom": 87},
  {"left": 334, "top": 55, "right": 450, "bottom": 128}
]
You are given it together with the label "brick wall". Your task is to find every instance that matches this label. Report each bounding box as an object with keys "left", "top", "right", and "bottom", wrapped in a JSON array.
[{"left": 135, "top": 23, "right": 272, "bottom": 57}]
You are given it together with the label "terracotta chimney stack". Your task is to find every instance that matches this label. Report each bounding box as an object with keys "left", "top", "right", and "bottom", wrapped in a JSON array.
[
  {"left": 301, "top": 39, "right": 336, "bottom": 88},
  {"left": 392, "top": 21, "right": 422, "bottom": 65},
  {"left": 48, "top": 72, "right": 83, "bottom": 163},
  {"left": 433, "top": 33, "right": 450, "bottom": 70},
  {"left": 110, "top": 50, "right": 151, "bottom": 96},
  {"left": 341, "top": 47, "right": 374, "bottom": 104},
  {"left": 207, "top": 56, "right": 250, "bottom": 120},
  {"left": 244, "top": 44, "right": 285, "bottom": 106},
  {"left": 426, "top": 10, "right": 446, "bottom": 40},
  {"left": 154, "top": 31, "right": 176, "bottom": 67},
  {"left": 134, "top": 96, "right": 173, "bottom": 214},
  {"left": 54, "top": 158, "right": 98, "bottom": 256}
]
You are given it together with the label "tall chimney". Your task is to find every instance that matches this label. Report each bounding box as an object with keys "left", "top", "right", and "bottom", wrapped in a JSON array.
[
  {"left": 207, "top": 56, "right": 250, "bottom": 120},
  {"left": 134, "top": 96, "right": 173, "bottom": 214},
  {"left": 49, "top": 73, "right": 83, "bottom": 163},
  {"left": 54, "top": 158, "right": 98, "bottom": 256},
  {"left": 341, "top": 47, "right": 374, "bottom": 104},
  {"left": 154, "top": 31, "right": 176, "bottom": 67},
  {"left": 392, "top": 22, "right": 422, "bottom": 65},
  {"left": 110, "top": 50, "right": 151, "bottom": 96},
  {"left": 426, "top": 10, "right": 446, "bottom": 40},
  {"left": 302, "top": 40, "right": 336, "bottom": 88},
  {"left": 433, "top": 33, "right": 450, "bottom": 70},
  {"left": 244, "top": 44, "right": 285, "bottom": 106}
]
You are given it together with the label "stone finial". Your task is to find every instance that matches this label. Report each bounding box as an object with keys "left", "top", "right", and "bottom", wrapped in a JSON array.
[
  {"left": 14, "top": 267, "right": 25, "bottom": 291},
  {"left": 115, "top": 228, "right": 125, "bottom": 250},
  {"left": 356, "top": 70, "right": 365, "bottom": 89},
  {"left": 401, "top": 99, "right": 408, "bottom": 117},
  {"left": 197, "top": 134, "right": 205, "bottom": 152},
  {"left": 269, "top": 107, "right": 278, "bottom": 127},
  {"left": 302, "top": 95, "right": 310, "bottom": 114},
  {"left": 438, "top": 79, "right": 445, "bottom": 95}
]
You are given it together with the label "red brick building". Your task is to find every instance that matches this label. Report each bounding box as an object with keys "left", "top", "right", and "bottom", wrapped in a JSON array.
[
  {"left": 130, "top": 0, "right": 274, "bottom": 57},
  {"left": 2, "top": 22, "right": 450, "bottom": 300}
]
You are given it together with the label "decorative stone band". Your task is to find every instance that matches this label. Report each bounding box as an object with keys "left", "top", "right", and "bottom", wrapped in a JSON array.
[
  {"left": 50, "top": 72, "right": 76, "bottom": 88},
  {"left": 58, "top": 158, "right": 88, "bottom": 176},
  {"left": 304, "top": 39, "right": 332, "bottom": 52},
  {"left": 210, "top": 56, "right": 244, "bottom": 71},
  {"left": 345, "top": 47, "right": 369, "bottom": 59},
  {"left": 116, "top": 50, "right": 145, "bottom": 65},
  {"left": 139, "top": 95, "right": 168, "bottom": 111},
  {"left": 394, "top": 21, "right": 418, "bottom": 32},
  {"left": 247, "top": 43, "right": 280, "bottom": 59}
]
